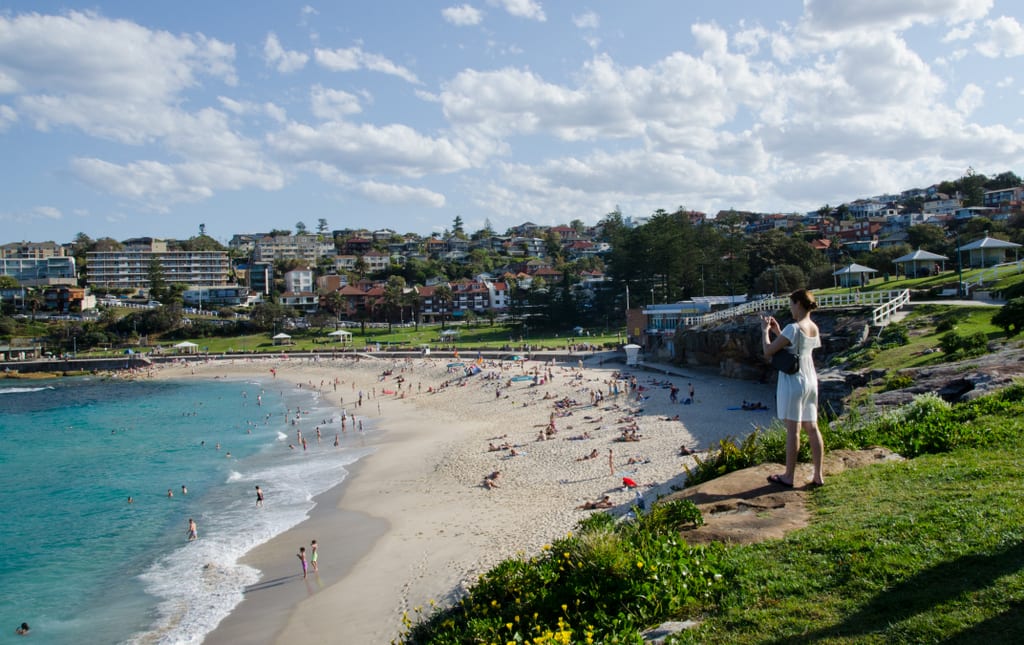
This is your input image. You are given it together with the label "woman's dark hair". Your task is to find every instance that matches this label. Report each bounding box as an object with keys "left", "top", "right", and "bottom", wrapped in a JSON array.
[{"left": 790, "top": 289, "right": 818, "bottom": 311}]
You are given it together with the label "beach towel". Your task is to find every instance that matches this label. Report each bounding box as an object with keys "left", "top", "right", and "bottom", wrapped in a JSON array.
[{"left": 622, "top": 477, "right": 638, "bottom": 488}]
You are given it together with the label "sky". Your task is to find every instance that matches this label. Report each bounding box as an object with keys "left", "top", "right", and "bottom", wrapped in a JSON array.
[{"left": 1, "top": 0, "right": 1023, "bottom": 245}]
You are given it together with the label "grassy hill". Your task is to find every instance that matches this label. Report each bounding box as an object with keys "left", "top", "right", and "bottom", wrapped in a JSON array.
[{"left": 400, "top": 306, "right": 1024, "bottom": 644}]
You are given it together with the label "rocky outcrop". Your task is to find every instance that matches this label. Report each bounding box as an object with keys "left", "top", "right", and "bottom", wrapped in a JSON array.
[{"left": 872, "top": 347, "right": 1024, "bottom": 406}]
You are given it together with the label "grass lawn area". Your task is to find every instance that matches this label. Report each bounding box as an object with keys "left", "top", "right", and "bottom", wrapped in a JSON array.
[
  {"left": 674, "top": 433, "right": 1024, "bottom": 643},
  {"left": 93, "top": 323, "right": 625, "bottom": 357},
  {"left": 865, "top": 305, "right": 1002, "bottom": 371}
]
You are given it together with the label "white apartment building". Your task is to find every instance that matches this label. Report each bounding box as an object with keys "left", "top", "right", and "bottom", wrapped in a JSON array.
[
  {"left": 86, "top": 250, "right": 230, "bottom": 289},
  {"left": 253, "top": 234, "right": 335, "bottom": 263},
  {"left": 283, "top": 268, "right": 314, "bottom": 293},
  {"left": 0, "top": 256, "right": 77, "bottom": 286}
]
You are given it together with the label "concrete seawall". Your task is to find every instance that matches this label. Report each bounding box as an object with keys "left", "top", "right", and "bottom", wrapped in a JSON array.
[{"left": 2, "top": 356, "right": 153, "bottom": 374}]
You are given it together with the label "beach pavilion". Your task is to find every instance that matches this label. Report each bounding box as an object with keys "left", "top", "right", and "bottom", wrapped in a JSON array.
[
  {"left": 440, "top": 329, "right": 459, "bottom": 342},
  {"left": 173, "top": 341, "right": 199, "bottom": 354},
  {"left": 894, "top": 249, "right": 948, "bottom": 278},
  {"left": 956, "top": 234, "right": 1021, "bottom": 268},
  {"left": 833, "top": 263, "right": 878, "bottom": 288},
  {"left": 271, "top": 332, "right": 293, "bottom": 346},
  {"left": 327, "top": 329, "right": 353, "bottom": 346}
]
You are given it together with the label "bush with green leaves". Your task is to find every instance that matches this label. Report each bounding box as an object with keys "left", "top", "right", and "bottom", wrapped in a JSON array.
[
  {"left": 399, "top": 502, "right": 723, "bottom": 644},
  {"left": 878, "top": 322, "right": 909, "bottom": 347},
  {"left": 992, "top": 297, "right": 1024, "bottom": 336},
  {"left": 938, "top": 329, "right": 989, "bottom": 359},
  {"left": 684, "top": 432, "right": 766, "bottom": 487}
]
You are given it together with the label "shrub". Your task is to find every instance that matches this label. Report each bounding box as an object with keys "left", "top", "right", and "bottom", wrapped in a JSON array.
[
  {"left": 684, "top": 432, "right": 765, "bottom": 487},
  {"left": 939, "top": 329, "right": 989, "bottom": 359},
  {"left": 992, "top": 297, "right": 1024, "bottom": 336},
  {"left": 878, "top": 322, "right": 909, "bottom": 347},
  {"left": 400, "top": 507, "right": 725, "bottom": 644},
  {"left": 883, "top": 373, "right": 914, "bottom": 392}
]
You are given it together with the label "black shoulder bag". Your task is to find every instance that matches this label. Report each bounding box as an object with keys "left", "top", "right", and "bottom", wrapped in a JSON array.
[{"left": 771, "top": 330, "right": 800, "bottom": 375}]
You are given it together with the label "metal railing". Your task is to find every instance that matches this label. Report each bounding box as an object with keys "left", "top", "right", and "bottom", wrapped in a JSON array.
[
  {"left": 963, "top": 260, "right": 1024, "bottom": 291},
  {"left": 680, "top": 289, "right": 911, "bottom": 328}
]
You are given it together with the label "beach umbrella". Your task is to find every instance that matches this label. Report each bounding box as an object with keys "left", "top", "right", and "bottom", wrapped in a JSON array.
[{"left": 622, "top": 477, "right": 638, "bottom": 488}]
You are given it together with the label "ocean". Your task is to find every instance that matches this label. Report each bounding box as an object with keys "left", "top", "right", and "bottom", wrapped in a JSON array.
[{"left": 0, "top": 375, "right": 371, "bottom": 644}]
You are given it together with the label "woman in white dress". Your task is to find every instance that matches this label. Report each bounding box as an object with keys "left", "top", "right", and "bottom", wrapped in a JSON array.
[{"left": 761, "top": 289, "right": 825, "bottom": 487}]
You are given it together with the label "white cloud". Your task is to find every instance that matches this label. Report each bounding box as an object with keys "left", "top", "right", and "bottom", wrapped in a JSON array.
[
  {"left": 263, "top": 33, "right": 309, "bottom": 73},
  {"left": 216, "top": 97, "right": 287, "bottom": 123},
  {"left": 355, "top": 180, "right": 446, "bottom": 207},
  {"left": 490, "top": 0, "right": 546, "bottom": 22},
  {"left": 267, "top": 120, "right": 471, "bottom": 177},
  {"left": 976, "top": 16, "right": 1024, "bottom": 57},
  {"left": 314, "top": 46, "right": 421, "bottom": 84},
  {"left": 955, "top": 82, "right": 984, "bottom": 114},
  {"left": 0, "top": 205, "right": 63, "bottom": 225},
  {"left": 572, "top": 11, "right": 599, "bottom": 29},
  {"left": 0, "top": 11, "right": 236, "bottom": 144},
  {"left": 217, "top": 96, "right": 247, "bottom": 115},
  {"left": 733, "top": 25, "right": 768, "bottom": 54},
  {"left": 0, "top": 70, "right": 21, "bottom": 93},
  {"left": 943, "top": 21, "right": 975, "bottom": 41},
  {"left": 310, "top": 85, "right": 362, "bottom": 120},
  {"left": 34, "top": 206, "right": 62, "bottom": 220},
  {"left": 264, "top": 103, "right": 287, "bottom": 123},
  {"left": 69, "top": 107, "right": 284, "bottom": 209},
  {"left": 996, "top": 76, "right": 1014, "bottom": 88},
  {"left": 0, "top": 104, "right": 16, "bottom": 130},
  {"left": 803, "top": 0, "right": 992, "bottom": 32},
  {"left": 442, "top": 5, "right": 483, "bottom": 26}
]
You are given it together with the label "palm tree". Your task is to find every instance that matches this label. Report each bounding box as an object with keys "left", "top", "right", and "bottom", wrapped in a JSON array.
[
  {"left": 402, "top": 286, "right": 421, "bottom": 331},
  {"left": 382, "top": 276, "right": 407, "bottom": 333},
  {"left": 433, "top": 284, "right": 453, "bottom": 329},
  {"left": 26, "top": 290, "right": 45, "bottom": 321}
]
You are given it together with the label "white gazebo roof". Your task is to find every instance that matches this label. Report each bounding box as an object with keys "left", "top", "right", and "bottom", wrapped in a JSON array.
[
  {"left": 440, "top": 329, "right": 460, "bottom": 337},
  {"left": 958, "top": 235, "right": 1021, "bottom": 251},
  {"left": 272, "top": 332, "right": 292, "bottom": 339},
  {"left": 173, "top": 341, "right": 199, "bottom": 348},
  {"left": 833, "top": 263, "right": 878, "bottom": 275},
  {"left": 894, "top": 249, "right": 948, "bottom": 262},
  {"left": 327, "top": 329, "right": 352, "bottom": 336}
]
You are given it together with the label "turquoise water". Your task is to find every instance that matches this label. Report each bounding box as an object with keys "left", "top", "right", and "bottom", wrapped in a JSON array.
[{"left": 0, "top": 376, "right": 371, "bottom": 644}]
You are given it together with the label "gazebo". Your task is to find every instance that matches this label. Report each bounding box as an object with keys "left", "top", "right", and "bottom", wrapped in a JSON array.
[
  {"left": 327, "top": 329, "right": 353, "bottom": 345},
  {"left": 833, "top": 263, "right": 878, "bottom": 288},
  {"left": 272, "top": 332, "right": 293, "bottom": 346},
  {"left": 893, "top": 249, "right": 948, "bottom": 278},
  {"left": 173, "top": 341, "right": 199, "bottom": 354},
  {"left": 956, "top": 235, "right": 1021, "bottom": 268},
  {"left": 440, "top": 329, "right": 460, "bottom": 341}
]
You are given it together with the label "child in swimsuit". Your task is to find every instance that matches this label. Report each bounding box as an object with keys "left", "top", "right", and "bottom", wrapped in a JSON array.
[
  {"left": 298, "top": 546, "right": 307, "bottom": 578},
  {"left": 310, "top": 540, "right": 318, "bottom": 572}
]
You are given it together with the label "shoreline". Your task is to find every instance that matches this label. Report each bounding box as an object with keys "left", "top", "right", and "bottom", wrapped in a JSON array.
[
  {"left": 147, "top": 355, "right": 774, "bottom": 643},
  {"left": 204, "top": 457, "right": 388, "bottom": 644}
]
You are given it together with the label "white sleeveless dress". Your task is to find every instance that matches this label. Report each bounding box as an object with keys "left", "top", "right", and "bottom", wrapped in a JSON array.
[{"left": 776, "top": 323, "right": 821, "bottom": 422}]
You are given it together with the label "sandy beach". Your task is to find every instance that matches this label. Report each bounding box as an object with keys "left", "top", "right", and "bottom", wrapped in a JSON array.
[{"left": 151, "top": 353, "right": 775, "bottom": 643}]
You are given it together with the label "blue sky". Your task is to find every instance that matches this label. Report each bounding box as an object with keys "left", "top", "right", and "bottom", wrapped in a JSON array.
[{"left": 1, "top": 0, "right": 1022, "bottom": 244}]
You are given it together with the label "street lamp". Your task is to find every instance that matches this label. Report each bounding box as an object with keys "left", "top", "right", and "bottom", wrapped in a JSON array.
[{"left": 953, "top": 230, "right": 965, "bottom": 297}]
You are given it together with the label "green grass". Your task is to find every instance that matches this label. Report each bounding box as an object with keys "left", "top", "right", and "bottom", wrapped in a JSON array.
[
  {"left": 672, "top": 437, "right": 1024, "bottom": 644},
  {"left": 400, "top": 385, "right": 1024, "bottom": 644},
  {"left": 74, "top": 322, "right": 623, "bottom": 357},
  {"left": 398, "top": 303, "right": 1024, "bottom": 644}
]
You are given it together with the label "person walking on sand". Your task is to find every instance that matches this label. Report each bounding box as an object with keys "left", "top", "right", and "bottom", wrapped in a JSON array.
[
  {"left": 310, "top": 540, "right": 318, "bottom": 572},
  {"left": 608, "top": 448, "right": 615, "bottom": 476},
  {"left": 255, "top": 485, "right": 264, "bottom": 507},
  {"left": 762, "top": 289, "right": 825, "bottom": 488},
  {"left": 187, "top": 518, "right": 198, "bottom": 541},
  {"left": 297, "top": 546, "right": 308, "bottom": 579}
]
